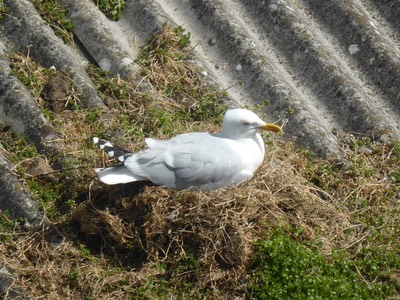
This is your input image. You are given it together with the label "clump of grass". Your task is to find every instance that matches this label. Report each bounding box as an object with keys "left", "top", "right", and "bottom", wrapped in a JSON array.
[
  {"left": 10, "top": 53, "right": 49, "bottom": 101},
  {"left": 94, "top": 0, "right": 126, "bottom": 21},
  {"left": 0, "top": 133, "right": 38, "bottom": 164},
  {"left": 0, "top": 129, "right": 82, "bottom": 220},
  {"left": 32, "top": 0, "right": 74, "bottom": 44},
  {"left": 10, "top": 52, "right": 80, "bottom": 111},
  {"left": 86, "top": 64, "right": 131, "bottom": 101},
  {"left": 306, "top": 135, "right": 400, "bottom": 250},
  {"left": 135, "top": 24, "right": 227, "bottom": 126}
]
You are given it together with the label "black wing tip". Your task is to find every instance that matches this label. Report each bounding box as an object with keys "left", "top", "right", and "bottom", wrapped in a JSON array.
[{"left": 93, "top": 137, "right": 130, "bottom": 163}]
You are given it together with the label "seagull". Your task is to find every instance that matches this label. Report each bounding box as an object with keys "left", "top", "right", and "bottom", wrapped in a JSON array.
[{"left": 93, "top": 109, "right": 282, "bottom": 191}]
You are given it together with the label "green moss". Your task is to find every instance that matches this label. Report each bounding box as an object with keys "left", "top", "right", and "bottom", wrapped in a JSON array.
[{"left": 248, "top": 228, "right": 390, "bottom": 299}]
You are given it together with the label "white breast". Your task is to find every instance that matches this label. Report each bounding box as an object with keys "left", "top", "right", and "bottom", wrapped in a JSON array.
[{"left": 236, "top": 133, "right": 265, "bottom": 174}]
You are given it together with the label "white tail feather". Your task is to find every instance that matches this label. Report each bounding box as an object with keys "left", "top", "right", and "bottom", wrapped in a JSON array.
[{"left": 95, "top": 166, "right": 147, "bottom": 185}]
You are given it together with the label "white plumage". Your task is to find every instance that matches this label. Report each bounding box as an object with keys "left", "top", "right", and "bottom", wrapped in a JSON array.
[{"left": 93, "top": 109, "right": 281, "bottom": 191}]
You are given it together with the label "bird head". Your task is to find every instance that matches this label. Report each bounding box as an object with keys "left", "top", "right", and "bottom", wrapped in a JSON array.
[{"left": 221, "top": 109, "right": 282, "bottom": 139}]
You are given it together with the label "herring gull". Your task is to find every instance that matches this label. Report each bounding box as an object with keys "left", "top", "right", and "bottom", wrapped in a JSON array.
[{"left": 93, "top": 108, "right": 282, "bottom": 191}]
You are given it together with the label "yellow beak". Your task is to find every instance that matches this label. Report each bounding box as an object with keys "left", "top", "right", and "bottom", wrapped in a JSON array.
[{"left": 259, "top": 123, "right": 282, "bottom": 133}]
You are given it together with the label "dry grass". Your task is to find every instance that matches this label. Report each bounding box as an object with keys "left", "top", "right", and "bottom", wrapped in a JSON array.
[
  {"left": 0, "top": 25, "right": 399, "bottom": 299},
  {"left": 1, "top": 138, "right": 399, "bottom": 298}
]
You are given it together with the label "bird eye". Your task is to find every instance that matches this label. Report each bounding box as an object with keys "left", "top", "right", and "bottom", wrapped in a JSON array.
[{"left": 242, "top": 121, "right": 250, "bottom": 126}]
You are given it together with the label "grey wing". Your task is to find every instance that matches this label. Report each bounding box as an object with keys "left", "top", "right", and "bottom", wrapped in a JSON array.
[
  {"left": 123, "top": 134, "right": 243, "bottom": 189},
  {"left": 123, "top": 146, "right": 178, "bottom": 188},
  {"left": 163, "top": 136, "right": 244, "bottom": 188}
]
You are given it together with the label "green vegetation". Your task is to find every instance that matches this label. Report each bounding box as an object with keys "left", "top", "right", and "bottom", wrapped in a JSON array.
[
  {"left": 26, "top": 179, "right": 62, "bottom": 219},
  {"left": 0, "top": 211, "right": 18, "bottom": 233},
  {"left": 248, "top": 227, "right": 396, "bottom": 299},
  {"left": 135, "top": 24, "right": 227, "bottom": 127},
  {"left": 1, "top": 24, "right": 399, "bottom": 299},
  {"left": 32, "top": 0, "right": 74, "bottom": 44},
  {"left": 1, "top": 134, "right": 38, "bottom": 164},
  {"left": 0, "top": 0, "right": 7, "bottom": 21},
  {"left": 10, "top": 53, "right": 80, "bottom": 111},
  {"left": 94, "top": 0, "right": 126, "bottom": 21}
]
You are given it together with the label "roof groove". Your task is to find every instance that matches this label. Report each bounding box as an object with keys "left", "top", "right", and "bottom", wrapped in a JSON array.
[
  {"left": 239, "top": 0, "right": 400, "bottom": 137},
  {"left": 301, "top": 0, "right": 400, "bottom": 114}
]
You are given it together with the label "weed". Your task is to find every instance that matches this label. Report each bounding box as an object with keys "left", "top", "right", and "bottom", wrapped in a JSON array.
[
  {"left": 1, "top": 133, "right": 38, "bottom": 164},
  {"left": 86, "top": 64, "right": 133, "bottom": 102},
  {"left": 94, "top": 0, "right": 126, "bottom": 21},
  {"left": 79, "top": 243, "right": 96, "bottom": 261},
  {"left": 85, "top": 107, "right": 102, "bottom": 123},
  {"left": 10, "top": 53, "right": 46, "bottom": 98},
  {"left": 0, "top": 0, "right": 7, "bottom": 21},
  {"left": 0, "top": 211, "right": 14, "bottom": 229},
  {"left": 174, "top": 25, "right": 191, "bottom": 48},
  {"left": 285, "top": 105, "right": 296, "bottom": 116},
  {"left": 68, "top": 268, "right": 80, "bottom": 288},
  {"left": 26, "top": 179, "right": 61, "bottom": 219},
  {"left": 32, "top": 0, "right": 74, "bottom": 44}
]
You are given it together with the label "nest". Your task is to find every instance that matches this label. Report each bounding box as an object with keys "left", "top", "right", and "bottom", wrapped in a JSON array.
[{"left": 68, "top": 145, "right": 352, "bottom": 294}]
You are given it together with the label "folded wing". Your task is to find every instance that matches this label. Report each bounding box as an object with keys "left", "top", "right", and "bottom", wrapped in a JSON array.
[{"left": 124, "top": 133, "right": 244, "bottom": 190}]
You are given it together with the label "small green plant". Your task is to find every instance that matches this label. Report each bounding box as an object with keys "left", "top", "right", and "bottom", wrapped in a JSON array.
[
  {"left": 174, "top": 26, "right": 191, "bottom": 48},
  {"left": 86, "top": 64, "right": 130, "bottom": 100},
  {"left": 32, "top": 0, "right": 74, "bottom": 44},
  {"left": 0, "top": 211, "right": 20, "bottom": 243},
  {"left": 1, "top": 134, "right": 38, "bottom": 164},
  {"left": 79, "top": 244, "right": 97, "bottom": 262},
  {"left": 27, "top": 179, "right": 62, "bottom": 219},
  {"left": 68, "top": 268, "right": 80, "bottom": 288},
  {"left": 171, "top": 252, "right": 199, "bottom": 278},
  {"left": 190, "top": 87, "right": 227, "bottom": 123},
  {"left": 0, "top": 211, "right": 18, "bottom": 232},
  {"left": 94, "top": 0, "right": 126, "bottom": 21},
  {"left": 285, "top": 105, "right": 295, "bottom": 116},
  {"left": 0, "top": 0, "right": 7, "bottom": 21},
  {"left": 85, "top": 107, "right": 102, "bottom": 123}
]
